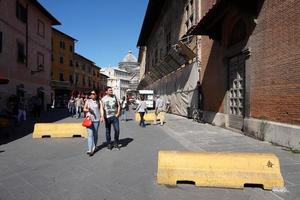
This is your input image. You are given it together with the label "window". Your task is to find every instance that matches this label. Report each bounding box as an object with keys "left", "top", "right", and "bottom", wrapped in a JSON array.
[
  {"left": 166, "top": 32, "right": 171, "bottom": 54},
  {"left": 81, "top": 64, "right": 85, "bottom": 71},
  {"left": 59, "top": 56, "right": 64, "bottom": 64},
  {"left": 16, "top": 1, "right": 27, "bottom": 23},
  {"left": 59, "top": 41, "right": 65, "bottom": 49},
  {"left": 69, "top": 45, "right": 73, "bottom": 52},
  {"left": 69, "top": 75, "right": 73, "bottom": 84},
  {"left": 51, "top": 53, "right": 54, "bottom": 61},
  {"left": 37, "top": 52, "right": 44, "bottom": 68},
  {"left": 0, "top": 31, "right": 2, "bottom": 53},
  {"left": 154, "top": 49, "right": 158, "bottom": 64},
  {"left": 75, "top": 61, "right": 78, "bottom": 67},
  {"left": 37, "top": 20, "right": 45, "bottom": 38},
  {"left": 82, "top": 77, "right": 85, "bottom": 86},
  {"left": 75, "top": 74, "right": 79, "bottom": 85},
  {"left": 17, "top": 41, "right": 26, "bottom": 63},
  {"left": 59, "top": 73, "right": 64, "bottom": 81},
  {"left": 185, "top": 0, "right": 194, "bottom": 32},
  {"left": 69, "top": 59, "right": 73, "bottom": 66}
]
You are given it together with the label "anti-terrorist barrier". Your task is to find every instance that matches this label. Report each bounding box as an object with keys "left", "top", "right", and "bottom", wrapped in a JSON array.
[
  {"left": 32, "top": 123, "right": 87, "bottom": 138},
  {"left": 157, "top": 151, "right": 284, "bottom": 190},
  {"left": 135, "top": 112, "right": 163, "bottom": 122}
]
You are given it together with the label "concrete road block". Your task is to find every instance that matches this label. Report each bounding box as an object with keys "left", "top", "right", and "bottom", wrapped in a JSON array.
[
  {"left": 32, "top": 123, "right": 87, "bottom": 138},
  {"left": 157, "top": 151, "right": 284, "bottom": 190},
  {"left": 135, "top": 112, "right": 162, "bottom": 121}
]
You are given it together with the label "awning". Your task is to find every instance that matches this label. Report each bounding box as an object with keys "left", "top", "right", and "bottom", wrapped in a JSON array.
[
  {"left": 176, "top": 41, "right": 196, "bottom": 61},
  {"left": 138, "top": 40, "right": 197, "bottom": 89},
  {"left": 190, "top": 0, "right": 264, "bottom": 39},
  {"left": 0, "top": 77, "right": 9, "bottom": 84}
]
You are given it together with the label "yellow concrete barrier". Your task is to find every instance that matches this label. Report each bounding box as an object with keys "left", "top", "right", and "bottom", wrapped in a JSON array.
[
  {"left": 135, "top": 112, "right": 163, "bottom": 121},
  {"left": 157, "top": 151, "right": 284, "bottom": 190},
  {"left": 32, "top": 123, "right": 87, "bottom": 138}
]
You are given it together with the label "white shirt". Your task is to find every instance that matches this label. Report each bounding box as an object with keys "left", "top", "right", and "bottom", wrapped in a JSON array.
[{"left": 136, "top": 101, "right": 147, "bottom": 112}]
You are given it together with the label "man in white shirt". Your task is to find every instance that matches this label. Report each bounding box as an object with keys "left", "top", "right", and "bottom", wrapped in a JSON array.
[
  {"left": 101, "top": 87, "right": 121, "bottom": 150},
  {"left": 153, "top": 95, "right": 166, "bottom": 126}
]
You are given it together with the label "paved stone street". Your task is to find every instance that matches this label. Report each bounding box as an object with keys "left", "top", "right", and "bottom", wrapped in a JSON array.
[{"left": 0, "top": 109, "right": 299, "bottom": 200}]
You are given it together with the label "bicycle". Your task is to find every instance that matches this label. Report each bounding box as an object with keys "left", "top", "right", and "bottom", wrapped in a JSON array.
[{"left": 192, "top": 108, "right": 204, "bottom": 123}]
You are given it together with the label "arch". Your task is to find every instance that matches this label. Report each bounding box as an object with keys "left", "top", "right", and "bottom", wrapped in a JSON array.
[{"left": 221, "top": 9, "right": 252, "bottom": 48}]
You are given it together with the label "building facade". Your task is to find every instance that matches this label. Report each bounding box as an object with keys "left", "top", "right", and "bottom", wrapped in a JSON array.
[
  {"left": 74, "top": 53, "right": 99, "bottom": 95},
  {"left": 137, "top": 0, "right": 201, "bottom": 117},
  {"left": 99, "top": 72, "right": 108, "bottom": 97},
  {"left": 118, "top": 51, "right": 140, "bottom": 93},
  {"left": 191, "top": 0, "right": 300, "bottom": 149},
  {"left": 0, "top": 0, "right": 60, "bottom": 110},
  {"left": 101, "top": 67, "right": 131, "bottom": 100},
  {"left": 51, "top": 28, "right": 76, "bottom": 108}
]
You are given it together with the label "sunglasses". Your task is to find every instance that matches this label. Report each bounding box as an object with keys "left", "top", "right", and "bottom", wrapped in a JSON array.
[{"left": 90, "top": 93, "right": 96, "bottom": 95}]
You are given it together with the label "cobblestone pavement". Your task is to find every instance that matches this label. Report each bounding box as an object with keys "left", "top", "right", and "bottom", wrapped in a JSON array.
[{"left": 0, "top": 109, "right": 299, "bottom": 200}]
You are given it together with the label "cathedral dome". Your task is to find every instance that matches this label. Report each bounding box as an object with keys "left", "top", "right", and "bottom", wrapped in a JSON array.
[{"left": 121, "top": 51, "right": 137, "bottom": 63}]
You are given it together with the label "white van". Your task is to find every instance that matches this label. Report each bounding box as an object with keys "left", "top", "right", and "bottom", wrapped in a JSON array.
[{"left": 138, "top": 90, "right": 154, "bottom": 109}]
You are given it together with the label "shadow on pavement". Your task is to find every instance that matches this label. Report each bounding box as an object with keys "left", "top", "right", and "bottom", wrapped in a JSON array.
[
  {"left": 119, "top": 137, "right": 134, "bottom": 148},
  {"left": 92, "top": 138, "right": 134, "bottom": 156},
  {"left": 0, "top": 108, "right": 71, "bottom": 146}
]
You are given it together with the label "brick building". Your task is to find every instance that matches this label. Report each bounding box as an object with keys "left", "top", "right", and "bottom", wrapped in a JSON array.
[
  {"left": 0, "top": 0, "right": 60, "bottom": 110},
  {"left": 191, "top": 0, "right": 300, "bottom": 149}
]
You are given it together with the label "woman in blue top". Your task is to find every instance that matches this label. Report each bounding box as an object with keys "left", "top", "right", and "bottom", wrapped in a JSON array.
[{"left": 83, "top": 90, "right": 102, "bottom": 156}]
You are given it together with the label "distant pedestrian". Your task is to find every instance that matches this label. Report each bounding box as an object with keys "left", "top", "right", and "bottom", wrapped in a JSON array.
[
  {"left": 101, "top": 86, "right": 121, "bottom": 150},
  {"left": 68, "top": 96, "right": 75, "bottom": 117},
  {"left": 120, "top": 96, "right": 129, "bottom": 121},
  {"left": 83, "top": 90, "right": 102, "bottom": 156},
  {"left": 17, "top": 98, "right": 27, "bottom": 122},
  {"left": 75, "top": 94, "right": 83, "bottom": 118},
  {"left": 153, "top": 95, "right": 166, "bottom": 126},
  {"left": 135, "top": 95, "right": 147, "bottom": 127},
  {"left": 83, "top": 94, "right": 89, "bottom": 117}
]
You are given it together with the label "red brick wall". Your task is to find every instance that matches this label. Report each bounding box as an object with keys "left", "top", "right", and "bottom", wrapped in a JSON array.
[
  {"left": 201, "top": 0, "right": 226, "bottom": 113},
  {"left": 249, "top": 0, "right": 300, "bottom": 125},
  {"left": 200, "top": 0, "right": 300, "bottom": 125},
  {"left": 201, "top": 37, "right": 226, "bottom": 113}
]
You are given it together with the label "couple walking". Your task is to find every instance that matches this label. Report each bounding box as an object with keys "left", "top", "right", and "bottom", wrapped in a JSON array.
[{"left": 83, "top": 86, "right": 121, "bottom": 157}]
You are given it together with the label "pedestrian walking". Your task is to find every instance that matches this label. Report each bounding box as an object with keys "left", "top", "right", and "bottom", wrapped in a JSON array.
[
  {"left": 153, "top": 95, "right": 166, "bottom": 126},
  {"left": 83, "top": 90, "right": 102, "bottom": 156},
  {"left": 83, "top": 94, "right": 89, "bottom": 117},
  {"left": 135, "top": 95, "right": 147, "bottom": 127},
  {"left": 101, "top": 86, "right": 121, "bottom": 150},
  {"left": 68, "top": 96, "right": 75, "bottom": 117},
  {"left": 120, "top": 96, "right": 129, "bottom": 121},
  {"left": 75, "top": 94, "right": 83, "bottom": 118},
  {"left": 17, "top": 97, "right": 27, "bottom": 122}
]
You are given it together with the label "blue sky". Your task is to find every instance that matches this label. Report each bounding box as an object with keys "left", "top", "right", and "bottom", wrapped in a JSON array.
[{"left": 38, "top": 0, "right": 148, "bottom": 68}]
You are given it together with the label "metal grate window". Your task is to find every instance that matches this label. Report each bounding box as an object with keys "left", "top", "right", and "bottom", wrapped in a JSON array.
[{"left": 229, "top": 56, "right": 244, "bottom": 116}]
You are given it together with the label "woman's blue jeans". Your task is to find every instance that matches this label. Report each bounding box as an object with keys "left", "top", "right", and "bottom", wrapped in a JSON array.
[
  {"left": 86, "top": 121, "right": 99, "bottom": 152},
  {"left": 139, "top": 112, "right": 146, "bottom": 127},
  {"left": 105, "top": 116, "right": 120, "bottom": 144}
]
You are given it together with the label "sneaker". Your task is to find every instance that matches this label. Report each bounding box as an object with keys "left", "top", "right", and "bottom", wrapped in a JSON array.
[
  {"left": 113, "top": 142, "right": 121, "bottom": 150},
  {"left": 107, "top": 143, "right": 113, "bottom": 150}
]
